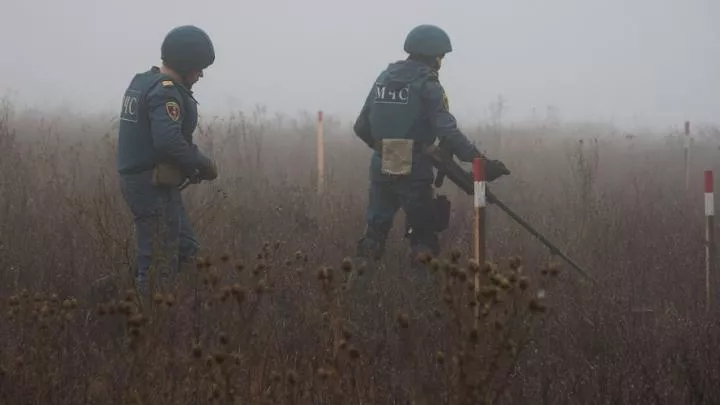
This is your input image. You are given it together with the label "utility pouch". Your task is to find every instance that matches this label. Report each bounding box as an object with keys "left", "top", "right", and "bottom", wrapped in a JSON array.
[
  {"left": 380, "top": 139, "right": 414, "bottom": 176},
  {"left": 152, "top": 163, "right": 186, "bottom": 188},
  {"left": 433, "top": 194, "right": 451, "bottom": 232}
]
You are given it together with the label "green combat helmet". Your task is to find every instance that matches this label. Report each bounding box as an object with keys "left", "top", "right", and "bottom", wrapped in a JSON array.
[
  {"left": 161, "top": 25, "right": 216, "bottom": 75},
  {"left": 403, "top": 24, "right": 453, "bottom": 57}
]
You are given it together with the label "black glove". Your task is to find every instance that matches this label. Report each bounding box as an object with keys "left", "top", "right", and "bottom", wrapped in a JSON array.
[
  {"left": 198, "top": 159, "right": 218, "bottom": 181},
  {"left": 484, "top": 159, "right": 510, "bottom": 182}
]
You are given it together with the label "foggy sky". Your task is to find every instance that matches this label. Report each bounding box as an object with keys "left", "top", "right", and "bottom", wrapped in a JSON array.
[{"left": 1, "top": 0, "right": 718, "bottom": 130}]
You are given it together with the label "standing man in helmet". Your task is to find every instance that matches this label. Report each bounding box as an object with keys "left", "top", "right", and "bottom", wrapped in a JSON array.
[
  {"left": 116, "top": 25, "right": 218, "bottom": 295},
  {"left": 352, "top": 24, "right": 510, "bottom": 270}
]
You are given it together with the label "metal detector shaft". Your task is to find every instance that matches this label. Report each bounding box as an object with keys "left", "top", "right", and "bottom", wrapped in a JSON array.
[
  {"left": 179, "top": 169, "right": 202, "bottom": 191},
  {"left": 485, "top": 190, "right": 597, "bottom": 283},
  {"left": 425, "top": 144, "right": 596, "bottom": 284}
]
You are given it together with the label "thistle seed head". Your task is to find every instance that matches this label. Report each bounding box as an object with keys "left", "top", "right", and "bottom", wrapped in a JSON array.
[
  {"left": 231, "top": 284, "right": 247, "bottom": 302},
  {"left": 220, "top": 286, "right": 232, "bottom": 302},
  {"left": 418, "top": 252, "right": 433, "bottom": 265},
  {"left": 286, "top": 370, "right": 298, "bottom": 385},
  {"left": 127, "top": 313, "right": 145, "bottom": 327},
  {"left": 483, "top": 262, "right": 496, "bottom": 274},
  {"left": 529, "top": 299, "right": 547, "bottom": 313},
  {"left": 123, "top": 289, "right": 136, "bottom": 301},
  {"left": 341, "top": 258, "right": 353, "bottom": 272},
  {"left": 480, "top": 286, "right": 498, "bottom": 298},
  {"left": 397, "top": 313, "right": 409, "bottom": 329},
  {"left": 153, "top": 293, "right": 164, "bottom": 304},
  {"left": 213, "top": 352, "right": 227, "bottom": 364},
  {"left": 468, "top": 328, "right": 479, "bottom": 343},
  {"left": 441, "top": 261, "right": 452, "bottom": 274},
  {"left": 468, "top": 260, "right": 480, "bottom": 274},
  {"left": 192, "top": 343, "right": 202, "bottom": 358},
  {"left": 209, "top": 269, "right": 220, "bottom": 286},
  {"left": 430, "top": 259, "right": 440, "bottom": 272},
  {"left": 450, "top": 248, "right": 462, "bottom": 263}
]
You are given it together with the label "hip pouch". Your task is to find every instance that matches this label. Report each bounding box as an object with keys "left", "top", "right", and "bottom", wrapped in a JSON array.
[
  {"left": 380, "top": 139, "right": 414, "bottom": 176},
  {"left": 152, "top": 163, "right": 186, "bottom": 188}
]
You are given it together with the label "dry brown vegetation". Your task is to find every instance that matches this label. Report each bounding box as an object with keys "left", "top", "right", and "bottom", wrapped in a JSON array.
[{"left": 1, "top": 98, "right": 720, "bottom": 404}]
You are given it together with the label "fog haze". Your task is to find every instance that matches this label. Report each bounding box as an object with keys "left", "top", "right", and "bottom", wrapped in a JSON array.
[{"left": 1, "top": 0, "right": 718, "bottom": 130}]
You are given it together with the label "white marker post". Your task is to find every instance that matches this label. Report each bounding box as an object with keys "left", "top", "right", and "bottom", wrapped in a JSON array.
[
  {"left": 705, "top": 170, "right": 715, "bottom": 313},
  {"left": 473, "top": 157, "right": 486, "bottom": 324},
  {"left": 685, "top": 121, "right": 691, "bottom": 190},
  {"left": 317, "top": 110, "right": 325, "bottom": 195}
]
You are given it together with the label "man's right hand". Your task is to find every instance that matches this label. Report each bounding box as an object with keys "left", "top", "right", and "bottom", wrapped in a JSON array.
[
  {"left": 485, "top": 159, "right": 510, "bottom": 182},
  {"left": 199, "top": 159, "right": 218, "bottom": 181}
]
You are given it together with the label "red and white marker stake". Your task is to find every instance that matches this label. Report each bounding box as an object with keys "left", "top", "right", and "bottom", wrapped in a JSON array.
[
  {"left": 473, "top": 157, "right": 487, "bottom": 323},
  {"left": 317, "top": 110, "right": 325, "bottom": 195},
  {"left": 705, "top": 170, "right": 715, "bottom": 312},
  {"left": 684, "top": 121, "right": 691, "bottom": 189}
]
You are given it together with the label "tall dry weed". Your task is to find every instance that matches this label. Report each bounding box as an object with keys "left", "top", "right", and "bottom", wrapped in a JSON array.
[{"left": 0, "top": 102, "right": 719, "bottom": 403}]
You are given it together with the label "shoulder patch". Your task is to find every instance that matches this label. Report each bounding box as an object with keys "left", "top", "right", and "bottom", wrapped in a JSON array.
[
  {"left": 162, "top": 80, "right": 174, "bottom": 87},
  {"left": 120, "top": 89, "right": 140, "bottom": 123},
  {"left": 165, "top": 101, "right": 181, "bottom": 121}
]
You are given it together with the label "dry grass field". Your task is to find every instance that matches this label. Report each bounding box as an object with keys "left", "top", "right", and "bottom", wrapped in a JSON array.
[{"left": 1, "top": 98, "right": 720, "bottom": 404}]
